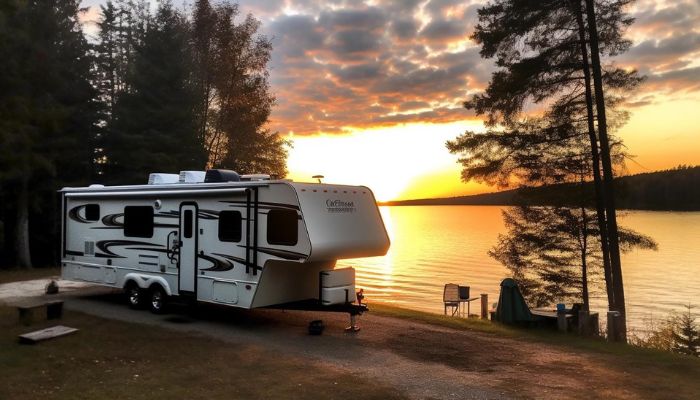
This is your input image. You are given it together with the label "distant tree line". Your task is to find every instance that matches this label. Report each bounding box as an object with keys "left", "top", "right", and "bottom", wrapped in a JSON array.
[
  {"left": 521, "top": 165, "right": 700, "bottom": 211},
  {"left": 384, "top": 166, "right": 700, "bottom": 212},
  {"left": 0, "top": 0, "right": 288, "bottom": 268}
]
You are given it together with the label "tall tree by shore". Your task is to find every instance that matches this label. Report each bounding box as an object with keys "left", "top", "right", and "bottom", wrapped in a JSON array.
[{"left": 448, "top": 0, "right": 644, "bottom": 338}]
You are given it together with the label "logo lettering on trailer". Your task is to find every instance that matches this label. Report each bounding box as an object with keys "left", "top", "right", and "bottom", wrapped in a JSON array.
[{"left": 326, "top": 199, "right": 356, "bottom": 213}]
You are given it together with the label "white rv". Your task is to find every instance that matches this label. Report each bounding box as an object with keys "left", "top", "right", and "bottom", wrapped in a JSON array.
[{"left": 60, "top": 170, "right": 390, "bottom": 324}]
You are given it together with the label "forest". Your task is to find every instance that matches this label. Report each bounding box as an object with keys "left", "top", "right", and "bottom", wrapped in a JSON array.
[
  {"left": 383, "top": 165, "right": 700, "bottom": 211},
  {"left": 0, "top": 0, "right": 288, "bottom": 268}
]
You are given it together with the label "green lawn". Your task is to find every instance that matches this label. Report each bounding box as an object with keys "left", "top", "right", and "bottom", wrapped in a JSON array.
[{"left": 0, "top": 306, "right": 406, "bottom": 400}]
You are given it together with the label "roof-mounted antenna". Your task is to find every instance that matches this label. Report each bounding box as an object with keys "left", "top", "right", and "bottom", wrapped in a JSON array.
[{"left": 312, "top": 175, "right": 324, "bottom": 183}]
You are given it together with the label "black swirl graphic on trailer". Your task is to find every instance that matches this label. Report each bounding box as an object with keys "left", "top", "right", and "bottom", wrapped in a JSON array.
[
  {"left": 238, "top": 246, "right": 307, "bottom": 261},
  {"left": 95, "top": 240, "right": 164, "bottom": 258},
  {"left": 198, "top": 254, "right": 235, "bottom": 272},
  {"left": 68, "top": 205, "right": 90, "bottom": 223},
  {"left": 92, "top": 211, "right": 178, "bottom": 229},
  {"left": 197, "top": 209, "right": 220, "bottom": 220},
  {"left": 156, "top": 210, "right": 180, "bottom": 219},
  {"left": 219, "top": 200, "right": 300, "bottom": 211},
  {"left": 101, "top": 213, "right": 124, "bottom": 227}
]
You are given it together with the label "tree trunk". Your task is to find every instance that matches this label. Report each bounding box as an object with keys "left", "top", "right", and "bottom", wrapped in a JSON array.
[
  {"left": 585, "top": 0, "right": 627, "bottom": 341},
  {"left": 572, "top": 0, "right": 615, "bottom": 310},
  {"left": 580, "top": 205, "right": 590, "bottom": 312},
  {"left": 15, "top": 177, "right": 32, "bottom": 269}
]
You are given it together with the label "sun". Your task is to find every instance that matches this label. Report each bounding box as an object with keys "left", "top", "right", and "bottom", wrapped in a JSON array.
[{"left": 286, "top": 121, "right": 486, "bottom": 202}]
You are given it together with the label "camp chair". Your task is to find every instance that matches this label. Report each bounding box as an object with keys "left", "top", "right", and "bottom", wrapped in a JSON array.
[
  {"left": 444, "top": 284, "right": 479, "bottom": 317},
  {"left": 443, "top": 284, "right": 460, "bottom": 316},
  {"left": 494, "top": 278, "right": 539, "bottom": 324}
]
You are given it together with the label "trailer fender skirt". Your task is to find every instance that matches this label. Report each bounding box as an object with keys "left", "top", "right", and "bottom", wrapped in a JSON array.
[{"left": 123, "top": 273, "right": 173, "bottom": 296}]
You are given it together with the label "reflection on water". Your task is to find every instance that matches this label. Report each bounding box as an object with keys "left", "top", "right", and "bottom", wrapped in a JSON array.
[{"left": 338, "top": 206, "right": 700, "bottom": 331}]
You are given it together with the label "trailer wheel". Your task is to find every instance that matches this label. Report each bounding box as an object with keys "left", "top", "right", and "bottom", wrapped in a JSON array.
[
  {"left": 125, "top": 282, "right": 145, "bottom": 309},
  {"left": 149, "top": 285, "right": 168, "bottom": 314}
]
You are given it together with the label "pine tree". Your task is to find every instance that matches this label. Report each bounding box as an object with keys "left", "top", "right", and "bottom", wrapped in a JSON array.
[
  {"left": 447, "top": 0, "right": 644, "bottom": 339},
  {"left": 104, "top": 2, "right": 206, "bottom": 185},
  {"left": 672, "top": 305, "right": 700, "bottom": 357},
  {"left": 0, "top": 0, "right": 98, "bottom": 267}
]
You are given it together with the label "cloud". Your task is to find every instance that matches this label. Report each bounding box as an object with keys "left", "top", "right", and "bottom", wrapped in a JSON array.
[
  {"left": 231, "top": 0, "right": 700, "bottom": 135},
  {"left": 419, "top": 18, "right": 467, "bottom": 43},
  {"left": 646, "top": 66, "right": 700, "bottom": 93}
]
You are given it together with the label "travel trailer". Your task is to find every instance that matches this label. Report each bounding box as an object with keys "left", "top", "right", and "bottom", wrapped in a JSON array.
[{"left": 60, "top": 170, "right": 390, "bottom": 328}]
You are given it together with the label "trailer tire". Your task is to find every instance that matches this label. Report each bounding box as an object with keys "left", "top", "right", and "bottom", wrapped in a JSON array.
[
  {"left": 125, "top": 282, "right": 145, "bottom": 310},
  {"left": 148, "top": 285, "right": 168, "bottom": 314}
]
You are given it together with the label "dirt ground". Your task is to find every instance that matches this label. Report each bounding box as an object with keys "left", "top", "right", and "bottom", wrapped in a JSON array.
[{"left": 2, "top": 280, "right": 698, "bottom": 399}]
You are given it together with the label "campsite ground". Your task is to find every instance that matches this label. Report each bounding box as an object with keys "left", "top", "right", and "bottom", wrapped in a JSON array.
[{"left": 0, "top": 274, "right": 698, "bottom": 399}]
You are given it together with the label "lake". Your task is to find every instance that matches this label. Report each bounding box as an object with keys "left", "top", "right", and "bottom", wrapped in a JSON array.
[{"left": 338, "top": 206, "right": 700, "bottom": 332}]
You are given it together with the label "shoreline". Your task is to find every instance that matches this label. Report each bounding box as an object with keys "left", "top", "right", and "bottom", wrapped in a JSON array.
[{"left": 2, "top": 284, "right": 699, "bottom": 399}]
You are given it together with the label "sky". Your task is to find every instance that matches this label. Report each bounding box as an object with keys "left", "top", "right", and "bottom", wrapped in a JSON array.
[{"left": 81, "top": 0, "right": 700, "bottom": 201}]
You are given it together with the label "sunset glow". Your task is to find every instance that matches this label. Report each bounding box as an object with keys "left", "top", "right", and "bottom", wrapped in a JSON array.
[
  {"left": 286, "top": 121, "right": 491, "bottom": 201},
  {"left": 78, "top": 0, "right": 700, "bottom": 200}
]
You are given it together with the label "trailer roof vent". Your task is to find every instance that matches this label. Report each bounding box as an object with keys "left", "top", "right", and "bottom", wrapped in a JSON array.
[
  {"left": 179, "top": 171, "right": 206, "bottom": 183},
  {"left": 240, "top": 174, "right": 271, "bottom": 181},
  {"left": 148, "top": 173, "right": 179, "bottom": 185},
  {"left": 205, "top": 169, "right": 241, "bottom": 183}
]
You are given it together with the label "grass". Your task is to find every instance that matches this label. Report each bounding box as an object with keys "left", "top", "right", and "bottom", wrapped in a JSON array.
[
  {"left": 371, "top": 302, "right": 700, "bottom": 398},
  {"left": 2, "top": 269, "right": 697, "bottom": 399},
  {"left": 0, "top": 305, "right": 407, "bottom": 400},
  {"left": 0, "top": 267, "right": 60, "bottom": 284}
]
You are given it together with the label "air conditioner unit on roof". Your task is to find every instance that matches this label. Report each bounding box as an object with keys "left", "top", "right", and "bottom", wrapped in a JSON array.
[
  {"left": 179, "top": 171, "right": 206, "bottom": 183},
  {"left": 148, "top": 173, "right": 179, "bottom": 185}
]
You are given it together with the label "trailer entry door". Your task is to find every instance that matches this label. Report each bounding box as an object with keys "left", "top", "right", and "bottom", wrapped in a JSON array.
[{"left": 178, "top": 203, "right": 198, "bottom": 295}]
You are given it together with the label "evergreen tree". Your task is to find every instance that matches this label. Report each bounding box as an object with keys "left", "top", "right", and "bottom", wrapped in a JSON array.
[
  {"left": 447, "top": 0, "right": 644, "bottom": 338},
  {"left": 104, "top": 2, "right": 206, "bottom": 185},
  {"left": 673, "top": 305, "right": 700, "bottom": 357},
  {"left": 0, "top": 0, "right": 98, "bottom": 267},
  {"left": 492, "top": 204, "right": 656, "bottom": 309}
]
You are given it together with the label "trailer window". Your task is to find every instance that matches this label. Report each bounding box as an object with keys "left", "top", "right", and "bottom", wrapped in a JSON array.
[
  {"left": 219, "top": 211, "right": 242, "bottom": 242},
  {"left": 124, "top": 206, "right": 154, "bottom": 238},
  {"left": 85, "top": 204, "right": 100, "bottom": 221},
  {"left": 183, "top": 210, "right": 193, "bottom": 238},
  {"left": 267, "top": 209, "right": 298, "bottom": 246}
]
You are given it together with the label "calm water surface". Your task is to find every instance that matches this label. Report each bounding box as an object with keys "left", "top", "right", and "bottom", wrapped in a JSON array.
[{"left": 338, "top": 206, "right": 700, "bottom": 331}]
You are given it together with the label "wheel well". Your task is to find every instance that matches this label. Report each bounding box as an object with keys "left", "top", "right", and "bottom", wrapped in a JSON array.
[
  {"left": 148, "top": 282, "right": 165, "bottom": 293},
  {"left": 124, "top": 280, "right": 139, "bottom": 290}
]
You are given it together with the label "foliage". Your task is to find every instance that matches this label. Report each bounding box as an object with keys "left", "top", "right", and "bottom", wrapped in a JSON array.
[
  {"left": 383, "top": 165, "right": 700, "bottom": 211},
  {"left": 631, "top": 305, "right": 700, "bottom": 357},
  {"left": 673, "top": 305, "right": 700, "bottom": 357},
  {"left": 0, "top": 0, "right": 99, "bottom": 267},
  {"left": 447, "top": 0, "right": 651, "bottom": 315},
  {"left": 492, "top": 205, "right": 656, "bottom": 307},
  {"left": 192, "top": 0, "right": 288, "bottom": 177},
  {"left": 0, "top": 0, "right": 285, "bottom": 266},
  {"left": 103, "top": 2, "right": 206, "bottom": 185}
]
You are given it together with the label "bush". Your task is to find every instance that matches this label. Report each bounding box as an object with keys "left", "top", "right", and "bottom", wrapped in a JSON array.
[{"left": 631, "top": 304, "right": 699, "bottom": 357}]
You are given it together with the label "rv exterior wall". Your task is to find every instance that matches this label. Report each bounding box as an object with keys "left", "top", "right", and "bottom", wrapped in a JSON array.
[
  {"left": 293, "top": 183, "right": 390, "bottom": 261},
  {"left": 60, "top": 179, "right": 391, "bottom": 310}
]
